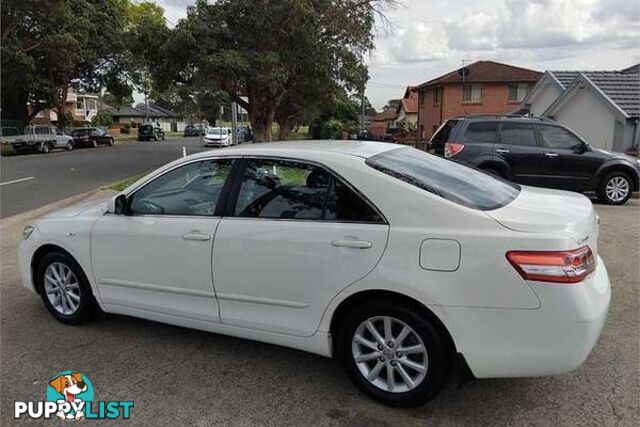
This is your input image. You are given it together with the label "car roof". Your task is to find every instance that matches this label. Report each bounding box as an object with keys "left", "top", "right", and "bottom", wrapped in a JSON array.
[
  {"left": 452, "top": 115, "right": 557, "bottom": 124},
  {"left": 187, "top": 140, "right": 401, "bottom": 160}
]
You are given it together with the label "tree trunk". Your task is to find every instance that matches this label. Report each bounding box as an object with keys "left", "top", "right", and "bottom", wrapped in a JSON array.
[
  {"left": 277, "top": 118, "right": 293, "bottom": 141},
  {"left": 249, "top": 95, "right": 274, "bottom": 143},
  {"left": 56, "top": 86, "right": 69, "bottom": 128}
]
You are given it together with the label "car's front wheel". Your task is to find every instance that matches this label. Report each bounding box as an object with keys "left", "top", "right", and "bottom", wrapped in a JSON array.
[
  {"left": 36, "top": 251, "right": 99, "bottom": 325},
  {"left": 598, "top": 171, "right": 632, "bottom": 205},
  {"left": 336, "top": 301, "right": 451, "bottom": 407},
  {"left": 66, "top": 141, "right": 73, "bottom": 151},
  {"left": 91, "top": 139, "right": 98, "bottom": 148}
]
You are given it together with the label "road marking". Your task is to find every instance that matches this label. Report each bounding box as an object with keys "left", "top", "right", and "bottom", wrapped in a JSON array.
[{"left": 0, "top": 176, "right": 35, "bottom": 186}]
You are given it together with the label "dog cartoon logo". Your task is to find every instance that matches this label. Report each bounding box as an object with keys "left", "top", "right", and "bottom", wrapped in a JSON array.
[{"left": 46, "top": 371, "right": 93, "bottom": 421}]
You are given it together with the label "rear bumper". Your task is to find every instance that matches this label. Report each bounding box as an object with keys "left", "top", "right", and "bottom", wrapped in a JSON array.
[{"left": 441, "top": 256, "right": 610, "bottom": 378}]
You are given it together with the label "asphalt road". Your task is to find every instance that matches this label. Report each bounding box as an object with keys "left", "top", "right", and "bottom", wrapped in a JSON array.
[
  {"left": 0, "top": 194, "right": 638, "bottom": 425},
  {"left": 0, "top": 137, "right": 210, "bottom": 218}
]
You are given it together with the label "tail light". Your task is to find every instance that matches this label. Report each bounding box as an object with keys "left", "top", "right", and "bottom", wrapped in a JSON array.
[
  {"left": 506, "top": 246, "right": 595, "bottom": 284},
  {"left": 444, "top": 142, "right": 465, "bottom": 158}
]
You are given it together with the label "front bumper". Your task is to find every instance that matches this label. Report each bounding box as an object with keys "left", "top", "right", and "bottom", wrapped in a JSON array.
[
  {"left": 19, "top": 237, "right": 37, "bottom": 293},
  {"left": 440, "top": 256, "right": 611, "bottom": 378},
  {"left": 202, "top": 139, "right": 230, "bottom": 147}
]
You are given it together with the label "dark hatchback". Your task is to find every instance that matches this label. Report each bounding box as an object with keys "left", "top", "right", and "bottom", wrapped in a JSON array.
[
  {"left": 430, "top": 116, "right": 640, "bottom": 205},
  {"left": 71, "top": 127, "right": 114, "bottom": 148}
]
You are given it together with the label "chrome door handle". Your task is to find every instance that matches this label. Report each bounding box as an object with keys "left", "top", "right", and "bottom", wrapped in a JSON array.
[
  {"left": 544, "top": 152, "right": 559, "bottom": 158},
  {"left": 496, "top": 148, "right": 510, "bottom": 154},
  {"left": 181, "top": 231, "right": 211, "bottom": 241},
  {"left": 331, "top": 239, "right": 372, "bottom": 249}
]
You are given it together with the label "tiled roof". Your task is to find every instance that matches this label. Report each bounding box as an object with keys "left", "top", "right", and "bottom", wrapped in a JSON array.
[
  {"left": 416, "top": 61, "right": 542, "bottom": 88},
  {"left": 372, "top": 108, "right": 398, "bottom": 121},
  {"left": 550, "top": 68, "right": 640, "bottom": 117},
  {"left": 400, "top": 98, "right": 418, "bottom": 114}
]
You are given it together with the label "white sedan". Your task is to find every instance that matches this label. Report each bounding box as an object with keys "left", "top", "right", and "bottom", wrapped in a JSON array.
[{"left": 19, "top": 141, "right": 610, "bottom": 406}]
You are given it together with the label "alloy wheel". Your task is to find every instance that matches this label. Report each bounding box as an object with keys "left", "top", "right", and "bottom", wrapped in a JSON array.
[
  {"left": 43, "top": 262, "right": 81, "bottom": 315},
  {"left": 351, "top": 316, "right": 428, "bottom": 393},
  {"left": 605, "top": 176, "right": 630, "bottom": 202}
]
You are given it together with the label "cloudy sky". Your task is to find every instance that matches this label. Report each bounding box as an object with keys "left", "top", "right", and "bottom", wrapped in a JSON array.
[{"left": 156, "top": 0, "right": 640, "bottom": 109}]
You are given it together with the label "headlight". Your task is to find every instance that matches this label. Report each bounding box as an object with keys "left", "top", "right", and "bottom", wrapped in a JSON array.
[{"left": 22, "top": 225, "right": 34, "bottom": 240}]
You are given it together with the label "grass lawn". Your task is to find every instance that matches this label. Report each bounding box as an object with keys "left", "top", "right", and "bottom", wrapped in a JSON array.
[{"left": 107, "top": 173, "right": 147, "bottom": 192}]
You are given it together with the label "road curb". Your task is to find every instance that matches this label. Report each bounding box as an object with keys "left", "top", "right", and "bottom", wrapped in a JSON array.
[{"left": 0, "top": 188, "right": 117, "bottom": 230}]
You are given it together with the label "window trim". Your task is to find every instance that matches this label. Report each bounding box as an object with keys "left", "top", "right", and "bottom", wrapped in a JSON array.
[
  {"left": 534, "top": 123, "right": 586, "bottom": 150},
  {"left": 433, "top": 87, "right": 442, "bottom": 106},
  {"left": 122, "top": 157, "right": 241, "bottom": 218},
  {"left": 223, "top": 156, "right": 388, "bottom": 225}
]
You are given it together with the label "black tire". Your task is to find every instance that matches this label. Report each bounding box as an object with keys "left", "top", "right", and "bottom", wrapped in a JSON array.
[
  {"left": 597, "top": 171, "right": 633, "bottom": 205},
  {"left": 41, "top": 142, "right": 50, "bottom": 154},
  {"left": 91, "top": 139, "right": 98, "bottom": 148},
  {"left": 336, "top": 301, "right": 452, "bottom": 407},
  {"left": 66, "top": 141, "right": 73, "bottom": 151},
  {"left": 35, "top": 251, "right": 99, "bottom": 325},
  {"left": 108, "top": 138, "right": 114, "bottom": 146}
]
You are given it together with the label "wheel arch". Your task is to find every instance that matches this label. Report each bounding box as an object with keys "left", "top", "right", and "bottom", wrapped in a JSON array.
[
  {"left": 31, "top": 244, "right": 86, "bottom": 295},
  {"left": 595, "top": 162, "right": 639, "bottom": 191},
  {"left": 328, "top": 289, "right": 457, "bottom": 358},
  {"left": 475, "top": 156, "right": 511, "bottom": 178}
]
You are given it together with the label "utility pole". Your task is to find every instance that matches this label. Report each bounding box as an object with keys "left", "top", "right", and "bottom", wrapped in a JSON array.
[
  {"left": 231, "top": 101, "right": 238, "bottom": 145},
  {"left": 361, "top": 90, "right": 366, "bottom": 134}
]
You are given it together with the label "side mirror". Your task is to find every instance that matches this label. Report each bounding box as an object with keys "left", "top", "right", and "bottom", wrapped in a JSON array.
[
  {"left": 113, "top": 194, "right": 130, "bottom": 215},
  {"left": 573, "top": 143, "right": 587, "bottom": 154}
]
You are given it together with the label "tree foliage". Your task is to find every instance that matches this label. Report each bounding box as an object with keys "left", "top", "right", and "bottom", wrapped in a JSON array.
[{"left": 161, "top": 0, "right": 390, "bottom": 141}]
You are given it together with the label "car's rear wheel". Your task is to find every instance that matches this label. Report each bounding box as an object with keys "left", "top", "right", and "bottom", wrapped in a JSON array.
[
  {"left": 91, "top": 139, "right": 98, "bottom": 148},
  {"left": 40, "top": 142, "right": 50, "bottom": 154},
  {"left": 66, "top": 141, "right": 73, "bottom": 151},
  {"left": 108, "top": 137, "right": 114, "bottom": 146},
  {"left": 36, "top": 251, "right": 99, "bottom": 325},
  {"left": 336, "top": 301, "right": 451, "bottom": 407},
  {"left": 598, "top": 171, "right": 632, "bottom": 205}
]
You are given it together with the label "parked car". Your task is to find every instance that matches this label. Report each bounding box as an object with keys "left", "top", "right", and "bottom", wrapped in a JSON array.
[
  {"left": 138, "top": 124, "right": 165, "bottom": 141},
  {"left": 235, "top": 125, "right": 252, "bottom": 143},
  {"left": 183, "top": 124, "right": 200, "bottom": 137},
  {"left": 202, "top": 127, "right": 232, "bottom": 147},
  {"left": 10, "top": 125, "right": 73, "bottom": 154},
  {"left": 71, "top": 127, "right": 115, "bottom": 148},
  {"left": 430, "top": 115, "right": 640, "bottom": 205},
  {"left": 20, "top": 141, "right": 610, "bottom": 407}
]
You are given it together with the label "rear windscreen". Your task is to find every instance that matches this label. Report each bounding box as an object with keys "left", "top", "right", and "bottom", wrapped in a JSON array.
[
  {"left": 366, "top": 147, "right": 520, "bottom": 210},
  {"left": 430, "top": 119, "right": 459, "bottom": 143}
]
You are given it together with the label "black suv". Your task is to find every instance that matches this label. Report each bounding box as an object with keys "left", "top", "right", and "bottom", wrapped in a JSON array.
[{"left": 430, "top": 116, "right": 640, "bottom": 205}]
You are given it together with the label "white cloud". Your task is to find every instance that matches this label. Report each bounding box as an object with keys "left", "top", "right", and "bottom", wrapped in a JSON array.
[{"left": 150, "top": 0, "right": 640, "bottom": 109}]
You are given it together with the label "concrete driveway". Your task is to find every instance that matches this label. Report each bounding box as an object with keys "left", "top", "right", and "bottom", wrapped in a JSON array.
[{"left": 0, "top": 196, "right": 638, "bottom": 426}]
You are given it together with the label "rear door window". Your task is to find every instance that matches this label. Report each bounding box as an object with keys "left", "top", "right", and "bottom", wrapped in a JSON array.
[
  {"left": 464, "top": 122, "right": 498, "bottom": 143},
  {"left": 499, "top": 123, "right": 537, "bottom": 146},
  {"left": 430, "top": 120, "right": 459, "bottom": 143},
  {"left": 366, "top": 147, "right": 520, "bottom": 210}
]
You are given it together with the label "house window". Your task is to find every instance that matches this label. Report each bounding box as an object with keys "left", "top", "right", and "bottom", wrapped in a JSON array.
[
  {"left": 419, "top": 91, "right": 425, "bottom": 107},
  {"left": 508, "top": 83, "right": 530, "bottom": 102},
  {"left": 434, "top": 87, "right": 442, "bottom": 106},
  {"left": 76, "top": 101, "right": 82, "bottom": 110},
  {"left": 462, "top": 84, "right": 482, "bottom": 103}
]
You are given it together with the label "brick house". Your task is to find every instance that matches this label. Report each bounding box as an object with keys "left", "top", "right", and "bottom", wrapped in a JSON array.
[
  {"left": 394, "top": 86, "right": 418, "bottom": 129},
  {"left": 32, "top": 87, "right": 101, "bottom": 125},
  {"left": 415, "top": 61, "right": 542, "bottom": 141},
  {"left": 367, "top": 107, "right": 398, "bottom": 137}
]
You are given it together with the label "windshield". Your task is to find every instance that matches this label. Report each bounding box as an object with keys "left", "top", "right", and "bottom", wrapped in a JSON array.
[
  {"left": 365, "top": 147, "right": 520, "bottom": 210},
  {"left": 207, "top": 128, "right": 227, "bottom": 136}
]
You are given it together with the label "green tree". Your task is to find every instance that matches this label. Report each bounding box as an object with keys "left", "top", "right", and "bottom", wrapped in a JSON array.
[
  {"left": 163, "top": 0, "right": 391, "bottom": 142},
  {"left": 1, "top": 0, "right": 129, "bottom": 127}
]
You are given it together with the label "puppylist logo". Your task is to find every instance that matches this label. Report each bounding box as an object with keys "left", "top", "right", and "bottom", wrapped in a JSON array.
[{"left": 14, "top": 371, "right": 134, "bottom": 421}]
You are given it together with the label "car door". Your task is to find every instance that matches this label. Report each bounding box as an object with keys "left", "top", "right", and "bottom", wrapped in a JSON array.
[
  {"left": 536, "top": 124, "right": 602, "bottom": 191},
  {"left": 212, "top": 157, "right": 389, "bottom": 337},
  {"left": 91, "top": 158, "right": 235, "bottom": 322},
  {"left": 496, "top": 122, "right": 550, "bottom": 186}
]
